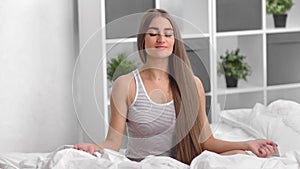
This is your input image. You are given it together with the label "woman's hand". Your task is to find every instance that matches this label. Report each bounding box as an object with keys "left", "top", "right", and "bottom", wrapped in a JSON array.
[
  {"left": 74, "top": 143, "right": 103, "bottom": 155},
  {"left": 246, "top": 139, "right": 279, "bottom": 157}
]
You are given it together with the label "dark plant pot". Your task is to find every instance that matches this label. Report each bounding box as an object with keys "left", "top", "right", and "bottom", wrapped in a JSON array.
[
  {"left": 273, "top": 14, "right": 287, "bottom": 28},
  {"left": 226, "top": 76, "right": 238, "bottom": 88}
]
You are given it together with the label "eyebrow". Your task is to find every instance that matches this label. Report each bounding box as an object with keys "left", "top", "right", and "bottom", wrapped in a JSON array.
[{"left": 147, "top": 27, "right": 173, "bottom": 31}]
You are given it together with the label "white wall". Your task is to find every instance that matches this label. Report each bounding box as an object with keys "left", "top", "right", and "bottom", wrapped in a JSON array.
[{"left": 0, "top": 0, "right": 81, "bottom": 152}]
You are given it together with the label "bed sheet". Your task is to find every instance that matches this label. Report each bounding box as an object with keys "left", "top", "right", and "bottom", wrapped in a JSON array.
[
  {"left": 0, "top": 146, "right": 189, "bottom": 169},
  {"left": 1, "top": 99, "right": 300, "bottom": 169},
  {"left": 2, "top": 144, "right": 300, "bottom": 169}
]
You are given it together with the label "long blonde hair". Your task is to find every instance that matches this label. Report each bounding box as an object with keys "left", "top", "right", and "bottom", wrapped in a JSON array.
[{"left": 137, "top": 9, "right": 203, "bottom": 164}]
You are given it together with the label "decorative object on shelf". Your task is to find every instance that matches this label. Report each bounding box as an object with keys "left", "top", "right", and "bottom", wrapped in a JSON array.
[
  {"left": 107, "top": 53, "right": 138, "bottom": 97},
  {"left": 266, "top": 0, "right": 293, "bottom": 28},
  {"left": 218, "top": 48, "right": 251, "bottom": 88},
  {"left": 107, "top": 53, "right": 138, "bottom": 82}
]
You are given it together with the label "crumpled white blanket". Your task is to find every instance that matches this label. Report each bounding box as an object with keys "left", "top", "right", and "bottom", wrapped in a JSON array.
[
  {"left": 220, "top": 99, "right": 300, "bottom": 155},
  {"left": 40, "top": 147, "right": 189, "bottom": 169},
  {"left": 0, "top": 145, "right": 189, "bottom": 169},
  {"left": 2, "top": 99, "right": 300, "bottom": 169},
  {"left": 190, "top": 150, "right": 300, "bottom": 169},
  {"left": 2, "top": 146, "right": 300, "bottom": 169}
]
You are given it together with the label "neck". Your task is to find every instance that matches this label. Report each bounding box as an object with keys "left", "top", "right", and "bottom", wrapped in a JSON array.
[
  {"left": 143, "top": 56, "right": 169, "bottom": 73},
  {"left": 140, "top": 67, "right": 169, "bottom": 81}
]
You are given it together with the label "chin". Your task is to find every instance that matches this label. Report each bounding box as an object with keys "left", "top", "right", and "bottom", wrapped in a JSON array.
[{"left": 152, "top": 51, "right": 172, "bottom": 58}]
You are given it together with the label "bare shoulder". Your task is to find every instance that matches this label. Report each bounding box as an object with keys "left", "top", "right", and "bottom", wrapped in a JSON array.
[
  {"left": 112, "top": 72, "right": 134, "bottom": 93},
  {"left": 193, "top": 76, "right": 205, "bottom": 95},
  {"left": 111, "top": 72, "right": 136, "bottom": 104},
  {"left": 193, "top": 76, "right": 204, "bottom": 88}
]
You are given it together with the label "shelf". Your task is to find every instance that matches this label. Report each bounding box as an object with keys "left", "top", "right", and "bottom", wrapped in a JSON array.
[
  {"left": 182, "top": 33, "right": 210, "bottom": 39},
  {"left": 105, "top": 37, "right": 137, "bottom": 44},
  {"left": 266, "top": 28, "right": 300, "bottom": 34},
  {"left": 267, "top": 83, "right": 300, "bottom": 91},
  {"left": 216, "top": 30, "right": 263, "bottom": 37},
  {"left": 217, "top": 85, "right": 264, "bottom": 95},
  {"left": 98, "top": 0, "right": 300, "bottom": 125}
]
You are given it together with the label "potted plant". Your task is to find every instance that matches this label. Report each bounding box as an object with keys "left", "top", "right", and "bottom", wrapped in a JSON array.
[
  {"left": 266, "top": 0, "right": 293, "bottom": 28},
  {"left": 107, "top": 53, "right": 138, "bottom": 82},
  {"left": 107, "top": 53, "right": 138, "bottom": 96},
  {"left": 218, "top": 49, "right": 251, "bottom": 88}
]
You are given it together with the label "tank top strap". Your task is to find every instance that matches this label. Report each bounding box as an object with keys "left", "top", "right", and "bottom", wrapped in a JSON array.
[
  {"left": 132, "top": 69, "right": 141, "bottom": 85},
  {"left": 132, "top": 69, "right": 146, "bottom": 97}
]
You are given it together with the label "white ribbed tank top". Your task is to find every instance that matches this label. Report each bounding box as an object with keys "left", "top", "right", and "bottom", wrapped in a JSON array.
[{"left": 125, "top": 70, "right": 176, "bottom": 160}]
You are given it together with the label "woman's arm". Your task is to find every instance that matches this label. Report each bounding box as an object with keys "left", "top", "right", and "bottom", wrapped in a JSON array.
[
  {"left": 193, "top": 76, "right": 278, "bottom": 157},
  {"left": 203, "top": 135, "right": 278, "bottom": 157},
  {"left": 101, "top": 74, "right": 131, "bottom": 151},
  {"left": 75, "top": 74, "right": 132, "bottom": 153}
]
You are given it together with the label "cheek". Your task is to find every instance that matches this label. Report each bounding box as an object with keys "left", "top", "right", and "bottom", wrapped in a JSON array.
[
  {"left": 168, "top": 40, "right": 175, "bottom": 51},
  {"left": 144, "top": 38, "right": 155, "bottom": 49}
]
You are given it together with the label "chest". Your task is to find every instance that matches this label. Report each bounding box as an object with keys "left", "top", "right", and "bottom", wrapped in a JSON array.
[
  {"left": 127, "top": 99, "right": 176, "bottom": 137},
  {"left": 141, "top": 79, "right": 173, "bottom": 104}
]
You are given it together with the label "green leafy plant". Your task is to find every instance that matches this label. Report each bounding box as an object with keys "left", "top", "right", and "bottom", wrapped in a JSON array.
[
  {"left": 107, "top": 53, "right": 138, "bottom": 82},
  {"left": 266, "top": 0, "right": 293, "bottom": 14},
  {"left": 218, "top": 48, "right": 251, "bottom": 81}
]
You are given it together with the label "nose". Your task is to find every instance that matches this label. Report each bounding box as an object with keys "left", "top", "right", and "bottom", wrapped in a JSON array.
[{"left": 157, "top": 34, "right": 165, "bottom": 43}]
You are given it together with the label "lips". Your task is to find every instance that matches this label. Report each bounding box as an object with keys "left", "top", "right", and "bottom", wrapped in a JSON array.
[{"left": 155, "top": 46, "right": 167, "bottom": 49}]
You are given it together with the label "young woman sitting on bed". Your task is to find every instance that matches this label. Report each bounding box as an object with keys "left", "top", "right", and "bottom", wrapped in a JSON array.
[{"left": 75, "top": 9, "right": 278, "bottom": 165}]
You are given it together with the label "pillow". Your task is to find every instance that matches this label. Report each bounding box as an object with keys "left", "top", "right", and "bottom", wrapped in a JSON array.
[
  {"left": 267, "top": 100, "right": 300, "bottom": 135},
  {"left": 220, "top": 107, "right": 263, "bottom": 138},
  {"left": 221, "top": 101, "right": 300, "bottom": 155},
  {"left": 246, "top": 110, "right": 300, "bottom": 155},
  {"left": 267, "top": 99, "right": 300, "bottom": 117}
]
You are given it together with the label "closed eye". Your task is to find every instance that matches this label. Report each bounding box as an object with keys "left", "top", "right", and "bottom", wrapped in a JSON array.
[
  {"left": 164, "top": 34, "right": 173, "bottom": 37},
  {"left": 148, "top": 33, "right": 158, "bottom": 37},
  {"left": 147, "top": 33, "right": 173, "bottom": 37}
]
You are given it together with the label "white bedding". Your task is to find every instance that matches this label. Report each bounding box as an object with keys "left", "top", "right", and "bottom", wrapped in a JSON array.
[
  {"left": 0, "top": 146, "right": 189, "bottom": 169},
  {"left": 1, "top": 99, "right": 300, "bottom": 169},
  {"left": 220, "top": 99, "right": 300, "bottom": 155}
]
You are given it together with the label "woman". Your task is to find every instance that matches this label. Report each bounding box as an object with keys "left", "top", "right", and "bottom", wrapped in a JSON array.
[{"left": 75, "top": 9, "right": 278, "bottom": 165}]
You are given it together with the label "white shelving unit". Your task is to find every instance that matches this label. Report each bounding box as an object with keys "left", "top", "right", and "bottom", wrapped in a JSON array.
[
  {"left": 213, "top": 0, "right": 300, "bottom": 118},
  {"left": 93, "top": 0, "right": 300, "bottom": 133}
]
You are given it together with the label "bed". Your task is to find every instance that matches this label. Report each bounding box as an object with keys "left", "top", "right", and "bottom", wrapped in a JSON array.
[{"left": 1, "top": 99, "right": 300, "bottom": 169}]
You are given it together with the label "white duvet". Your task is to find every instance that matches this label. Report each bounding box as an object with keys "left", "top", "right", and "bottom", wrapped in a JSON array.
[
  {"left": 1, "top": 146, "right": 300, "bottom": 169},
  {"left": 0, "top": 146, "right": 189, "bottom": 169},
  {"left": 1, "top": 99, "right": 300, "bottom": 169}
]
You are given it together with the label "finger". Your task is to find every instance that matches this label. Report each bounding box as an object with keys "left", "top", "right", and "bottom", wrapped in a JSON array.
[
  {"left": 265, "top": 140, "right": 278, "bottom": 147},
  {"left": 267, "top": 144, "right": 279, "bottom": 156},
  {"left": 251, "top": 148, "right": 260, "bottom": 156},
  {"left": 270, "top": 145, "right": 279, "bottom": 156},
  {"left": 258, "top": 148, "right": 267, "bottom": 157},
  {"left": 264, "top": 145, "right": 279, "bottom": 157},
  {"left": 267, "top": 145, "right": 274, "bottom": 153},
  {"left": 87, "top": 146, "right": 95, "bottom": 154},
  {"left": 262, "top": 145, "right": 272, "bottom": 156},
  {"left": 274, "top": 146, "right": 279, "bottom": 156},
  {"left": 74, "top": 145, "right": 80, "bottom": 150}
]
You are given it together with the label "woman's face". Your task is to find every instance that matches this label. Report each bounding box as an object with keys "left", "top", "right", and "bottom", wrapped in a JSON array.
[{"left": 144, "top": 16, "right": 175, "bottom": 59}]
